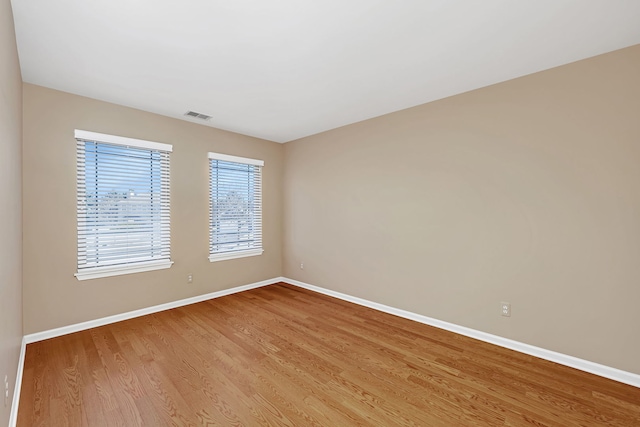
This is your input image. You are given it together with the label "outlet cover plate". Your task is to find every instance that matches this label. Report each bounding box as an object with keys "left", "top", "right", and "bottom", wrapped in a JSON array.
[{"left": 501, "top": 302, "right": 511, "bottom": 317}]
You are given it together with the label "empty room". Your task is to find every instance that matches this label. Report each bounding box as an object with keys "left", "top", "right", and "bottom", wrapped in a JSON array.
[{"left": 2, "top": 0, "right": 640, "bottom": 426}]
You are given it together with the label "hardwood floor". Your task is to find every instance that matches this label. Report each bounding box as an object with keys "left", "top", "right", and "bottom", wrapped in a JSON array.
[{"left": 18, "top": 283, "right": 640, "bottom": 426}]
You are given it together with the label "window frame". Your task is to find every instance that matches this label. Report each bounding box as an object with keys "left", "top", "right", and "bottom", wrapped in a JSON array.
[
  {"left": 208, "top": 151, "right": 264, "bottom": 262},
  {"left": 74, "top": 129, "right": 173, "bottom": 280}
]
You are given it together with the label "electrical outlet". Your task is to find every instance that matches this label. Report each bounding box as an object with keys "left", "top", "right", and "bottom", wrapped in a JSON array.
[
  {"left": 4, "top": 374, "right": 8, "bottom": 407},
  {"left": 501, "top": 302, "right": 511, "bottom": 317},
  {"left": 300, "top": 263, "right": 304, "bottom": 269},
  {"left": 187, "top": 274, "right": 193, "bottom": 283}
]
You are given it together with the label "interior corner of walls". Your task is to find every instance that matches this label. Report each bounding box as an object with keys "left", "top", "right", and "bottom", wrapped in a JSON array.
[{"left": 276, "top": 51, "right": 640, "bottom": 380}]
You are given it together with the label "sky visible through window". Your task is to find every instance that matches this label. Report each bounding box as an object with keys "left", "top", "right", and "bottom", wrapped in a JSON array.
[{"left": 84, "top": 142, "right": 162, "bottom": 200}]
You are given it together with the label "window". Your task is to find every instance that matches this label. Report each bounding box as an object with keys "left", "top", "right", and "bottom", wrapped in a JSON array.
[
  {"left": 209, "top": 152, "right": 263, "bottom": 262},
  {"left": 75, "top": 130, "right": 172, "bottom": 280}
]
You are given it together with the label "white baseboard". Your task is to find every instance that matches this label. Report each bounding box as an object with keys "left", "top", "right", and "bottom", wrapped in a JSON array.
[
  {"left": 24, "top": 277, "right": 281, "bottom": 344},
  {"left": 282, "top": 277, "right": 640, "bottom": 389},
  {"left": 17, "top": 274, "right": 640, "bottom": 403},
  {"left": 8, "top": 337, "right": 27, "bottom": 427}
]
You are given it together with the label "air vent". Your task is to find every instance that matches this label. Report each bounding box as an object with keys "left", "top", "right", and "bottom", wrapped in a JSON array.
[{"left": 184, "top": 110, "right": 212, "bottom": 121}]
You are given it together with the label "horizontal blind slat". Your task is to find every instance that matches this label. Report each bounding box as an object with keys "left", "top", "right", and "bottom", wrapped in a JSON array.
[
  {"left": 77, "top": 138, "right": 171, "bottom": 271},
  {"left": 209, "top": 158, "right": 262, "bottom": 257}
]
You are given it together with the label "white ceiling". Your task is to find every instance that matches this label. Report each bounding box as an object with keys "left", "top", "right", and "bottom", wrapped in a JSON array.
[{"left": 11, "top": 1, "right": 640, "bottom": 143}]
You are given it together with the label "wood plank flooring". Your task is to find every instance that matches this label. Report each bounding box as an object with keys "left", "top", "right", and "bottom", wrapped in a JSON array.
[{"left": 17, "top": 283, "right": 640, "bottom": 426}]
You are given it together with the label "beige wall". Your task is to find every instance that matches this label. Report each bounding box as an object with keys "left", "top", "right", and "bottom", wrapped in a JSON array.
[
  {"left": 283, "top": 45, "right": 640, "bottom": 374},
  {"left": 0, "top": 0, "right": 23, "bottom": 423},
  {"left": 16, "top": 37, "right": 640, "bottom": 380},
  {"left": 23, "top": 84, "right": 283, "bottom": 334}
]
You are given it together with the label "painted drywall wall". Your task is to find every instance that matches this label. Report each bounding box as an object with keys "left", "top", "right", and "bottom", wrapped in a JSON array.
[
  {"left": 0, "top": 0, "right": 23, "bottom": 424},
  {"left": 22, "top": 84, "right": 283, "bottom": 334},
  {"left": 283, "top": 45, "right": 640, "bottom": 374}
]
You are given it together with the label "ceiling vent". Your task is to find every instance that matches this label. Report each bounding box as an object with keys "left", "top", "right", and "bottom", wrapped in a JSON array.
[{"left": 184, "top": 110, "right": 212, "bottom": 121}]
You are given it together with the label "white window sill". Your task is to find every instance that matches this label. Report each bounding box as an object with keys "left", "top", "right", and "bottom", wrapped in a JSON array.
[
  {"left": 75, "top": 260, "right": 173, "bottom": 281},
  {"left": 209, "top": 249, "right": 263, "bottom": 263}
]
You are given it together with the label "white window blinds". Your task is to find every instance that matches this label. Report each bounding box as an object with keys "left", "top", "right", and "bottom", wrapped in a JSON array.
[
  {"left": 75, "top": 130, "right": 173, "bottom": 280},
  {"left": 209, "top": 152, "right": 264, "bottom": 262}
]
